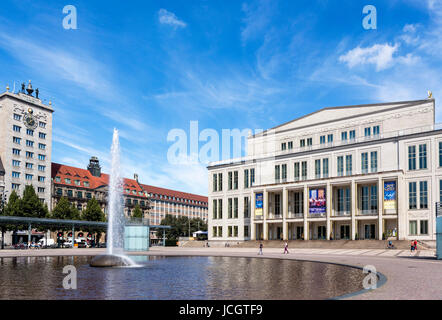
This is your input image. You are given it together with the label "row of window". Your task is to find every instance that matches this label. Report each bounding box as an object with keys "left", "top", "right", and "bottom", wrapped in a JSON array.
[
  {"left": 12, "top": 137, "right": 46, "bottom": 149},
  {"left": 56, "top": 188, "right": 92, "bottom": 199},
  {"left": 213, "top": 169, "right": 256, "bottom": 192},
  {"left": 212, "top": 225, "right": 249, "bottom": 238},
  {"left": 281, "top": 126, "right": 380, "bottom": 151},
  {"left": 13, "top": 114, "right": 46, "bottom": 128},
  {"left": 12, "top": 160, "right": 45, "bottom": 171},
  {"left": 11, "top": 172, "right": 46, "bottom": 182},
  {"left": 213, "top": 197, "right": 251, "bottom": 220},
  {"left": 11, "top": 183, "right": 45, "bottom": 193},
  {"left": 12, "top": 148, "right": 46, "bottom": 160}
]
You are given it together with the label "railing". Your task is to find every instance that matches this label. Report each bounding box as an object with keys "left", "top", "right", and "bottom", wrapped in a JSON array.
[
  {"left": 333, "top": 211, "right": 351, "bottom": 217},
  {"left": 309, "top": 213, "right": 326, "bottom": 218},
  {"left": 209, "top": 123, "right": 442, "bottom": 167},
  {"left": 268, "top": 214, "right": 282, "bottom": 219},
  {"left": 358, "top": 209, "right": 378, "bottom": 216},
  {"left": 288, "top": 212, "right": 303, "bottom": 219}
]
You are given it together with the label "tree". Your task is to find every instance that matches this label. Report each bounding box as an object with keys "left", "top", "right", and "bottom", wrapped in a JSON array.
[
  {"left": 132, "top": 204, "right": 143, "bottom": 219},
  {"left": 157, "top": 214, "right": 208, "bottom": 240},
  {"left": 1, "top": 190, "right": 20, "bottom": 249},
  {"left": 51, "top": 197, "right": 80, "bottom": 220},
  {"left": 82, "top": 198, "right": 106, "bottom": 243},
  {"left": 20, "top": 185, "right": 48, "bottom": 218}
]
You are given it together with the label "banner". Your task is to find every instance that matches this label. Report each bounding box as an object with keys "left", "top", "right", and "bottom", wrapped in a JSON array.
[
  {"left": 309, "top": 188, "right": 326, "bottom": 215},
  {"left": 384, "top": 181, "right": 396, "bottom": 210},
  {"left": 255, "top": 193, "right": 263, "bottom": 216}
]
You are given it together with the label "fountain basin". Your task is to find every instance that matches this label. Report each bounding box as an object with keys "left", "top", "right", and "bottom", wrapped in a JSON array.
[{"left": 90, "top": 254, "right": 134, "bottom": 267}]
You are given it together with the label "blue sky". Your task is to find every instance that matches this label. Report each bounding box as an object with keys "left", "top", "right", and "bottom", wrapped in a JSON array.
[{"left": 0, "top": 0, "right": 441, "bottom": 195}]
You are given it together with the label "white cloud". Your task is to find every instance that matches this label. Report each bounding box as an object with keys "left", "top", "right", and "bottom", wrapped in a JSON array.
[
  {"left": 241, "top": 0, "right": 275, "bottom": 44},
  {"left": 339, "top": 43, "right": 399, "bottom": 71},
  {"left": 158, "top": 9, "right": 187, "bottom": 28}
]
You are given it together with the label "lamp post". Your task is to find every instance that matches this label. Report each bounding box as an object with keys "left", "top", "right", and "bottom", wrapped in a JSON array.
[{"left": 0, "top": 190, "right": 7, "bottom": 250}]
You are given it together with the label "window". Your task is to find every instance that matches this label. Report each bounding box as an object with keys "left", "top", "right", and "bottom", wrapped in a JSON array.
[
  {"left": 281, "top": 142, "right": 287, "bottom": 151},
  {"left": 37, "top": 187, "right": 45, "bottom": 193},
  {"left": 275, "top": 194, "right": 281, "bottom": 215},
  {"left": 228, "top": 198, "right": 232, "bottom": 219},
  {"left": 373, "top": 126, "right": 380, "bottom": 136},
  {"left": 13, "top": 137, "right": 21, "bottom": 144},
  {"left": 315, "top": 159, "right": 321, "bottom": 179},
  {"left": 307, "top": 138, "right": 312, "bottom": 146},
  {"left": 13, "top": 113, "right": 22, "bottom": 121},
  {"left": 39, "top": 122, "right": 46, "bottom": 128},
  {"left": 26, "top": 140, "right": 34, "bottom": 147},
  {"left": 228, "top": 172, "right": 232, "bottom": 190},
  {"left": 38, "top": 154, "right": 46, "bottom": 161},
  {"left": 26, "top": 151, "right": 34, "bottom": 159},
  {"left": 408, "top": 146, "right": 416, "bottom": 170},
  {"left": 341, "top": 132, "right": 348, "bottom": 141},
  {"left": 55, "top": 176, "right": 61, "bottom": 182},
  {"left": 346, "top": 155, "right": 352, "bottom": 175},
  {"left": 420, "top": 220, "right": 428, "bottom": 235},
  {"left": 419, "top": 144, "right": 427, "bottom": 169},
  {"left": 301, "top": 161, "right": 307, "bottom": 180},
  {"left": 327, "top": 134, "right": 333, "bottom": 143},
  {"left": 12, "top": 160, "right": 20, "bottom": 167},
  {"left": 419, "top": 181, "right": 428, "bottom": 209},
  {"left": 26, "top": 129, "right": 34, "bottom": 136},
  {"left": 38, "top": 143, "right": 46, "bottom": 150},
  {"left": 74, "top": 180, "right": 80, "bottom": 186},
  {"left": 409, "top": 221, "right": 417, "bottom": 235},
  {"left": 370, "top": 185, "right": 377, "bottom": 211},
  {"left": 65, "top": 178, "right": 71, "bottom": 184},
  {"left": 77, "top": 191, "right": 83, "bottom": 199},
  {"left": 234, "top": 198, "right": 238, "bottom": 218},
  {"left": 234, "top": 226, "right": 238, "bottom": 237},
  {"left": 13, "top": 125, "right": 21, "bottom": 132},
  {"left": 439, "top": 142, "right": 442, "bottom": 167},
  {"left": 275, "top": 165, "right": 280, "bottom": 182},
  {"left": 320, "top": 135, "right": 325, "bottom": 144},
  {"left": 228, "top": 226, "right": 232, "bottom": 237},
  {"left": 337, "top": 188, "right": 351, "bottom": 213},
  {"left": 26, "top": 163, "right": 33, "bottom": 169},
  {"left": 38, "top": 176, "right": 45, "bottom": 182},
  {"left": 349, "top": 130, "right": 356, "bottom": 140},
  {"left": 86, "top": 192, "right": 92, "bottom": 199},
  {"left": 12, "top": 148, "right": 21, "bottom": 155},
  {"left": 12, "top": 171, "right": 20, "bottom": 178},
  {"left": 282, "top": 164, "right": 287, "bottom": 182},
  {"left": 213, "top": 173, "right": 218, "bottom": 192},
  {"left": 250, "top": 169, "right": 255, "bottom": 186},
  {"left": 409, "top": 182, "right": 417, "bottom": 209},
  {"left": 218, "top": 173, "right": 223, "bottom": 191},
  {"left": 56, "top": 188, "right": 62, "bottom": 196},
  {"left": 218, "top": 199, "right": 223, "bottom": 219},
  {"left": 294, "top": 162, "right": 300, "bottom": 181},
  {"left": 440, "top": 179, "right": 442, "bottom": 203},
  {"left": 370, "top": 151, "right": 378, "bottom": 173},
  {"left": 39, "top": 132, "right": 46, "bottom": 139},
  {"left": 300, "top": 139, "right": 305, "bottom": 147},
  {"left": 233, "top": 171, "right": 238, "bottom": 189},
  {"left": 361, "top": 152, "right": 368, "bottom": 174},
  {"left": 25, "top": 174, "right": 33, "bottom": 181},
  {"left": 244, "top": 169, "right": 249, "bottom": 188},
  {"left": 364, "top": 127, "right": 371, "bottom": 137},
  {"left": 322, "top": 158, "right": 329, "bottom": 178},
  {"left": 294, "top": 192, "right": 303, "bottom": 214},
  {"left": 12, "top": 183, "right": 20, "bottom": 190},
  {"left": 244, "top": 226, "right": 249, "bottom": 237},
  {"left": 337, "top": 156, "right": 344, "bottom": 176},
  {"left": 288, "top": 141, "right": 293, "bottom": 149},
  {"left": 244, "top": 197, "right": 250, "bottom": 218},
  {"left": 212, "top": 227, "right": 217, "bottom": 238}
]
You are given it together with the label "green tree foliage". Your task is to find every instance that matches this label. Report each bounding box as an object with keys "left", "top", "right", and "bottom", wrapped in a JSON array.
[
  {"left": 132, "top": 204, "right": 143, "bottom": 219},
  {"left": 51, "top": 197, "right": 80, "bottom": 220},
  {"left": 20, "top": 185, "right": 48, "bottom": 218},
  {"left": 156, "top": 214, "right": 208, "bottom": 240},
  {"left": 82, "top": 198, "right": 106, "bottom": 241},
  {"left": 4, "top": 190, "right": 20, "bottom": 217}
]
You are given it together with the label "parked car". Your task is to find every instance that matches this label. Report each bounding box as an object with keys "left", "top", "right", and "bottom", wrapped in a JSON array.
[{"left": 38, "top": 238, "right": 55, "bottom": 247}]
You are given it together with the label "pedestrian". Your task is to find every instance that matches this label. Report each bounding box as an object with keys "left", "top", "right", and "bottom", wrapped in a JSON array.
[
  {"left": 410, "top": 240, "right": 415, "bottom": 253},
  {"left": 283, "top": 241, "right": 289, "bottom": 254},
  {"left": 414, "top": 239, "right": 418, "bottom": 251},
  {"left": 258, "top": 242, "right": 263, "bottom": 255}
]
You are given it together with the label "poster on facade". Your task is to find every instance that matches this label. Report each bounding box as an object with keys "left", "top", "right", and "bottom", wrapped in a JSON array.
[
  {"left": 309, "top": 188, "right": 326, "bottom": 215},
  {"left": 255, "top": 193, "right": 263, "bottom": 216},
  {"left": 384, "top": 181, "right": 396, "bottom": 210}
]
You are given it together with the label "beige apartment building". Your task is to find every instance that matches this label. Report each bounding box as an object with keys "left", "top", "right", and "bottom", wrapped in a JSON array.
[{"left": 208, "top": 97, "right": 441, "bottom": 242}]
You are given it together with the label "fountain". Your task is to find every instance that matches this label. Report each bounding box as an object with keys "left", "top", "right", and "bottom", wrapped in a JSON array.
[{"left": 90, "top": 129, "right": 136, "bottom": 267}]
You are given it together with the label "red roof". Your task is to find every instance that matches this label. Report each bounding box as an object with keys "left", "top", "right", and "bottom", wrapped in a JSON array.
[{"left": 140, "top": 184, "right": 208, "bottom": 207}]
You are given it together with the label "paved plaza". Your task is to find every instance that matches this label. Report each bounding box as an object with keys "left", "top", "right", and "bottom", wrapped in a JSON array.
[{"left": 0, "top": 246, "right": 440, "bottom": 299}]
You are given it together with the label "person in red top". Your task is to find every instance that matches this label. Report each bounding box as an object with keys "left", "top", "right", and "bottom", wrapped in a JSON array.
[{"left": 414, "top": 240, "right": 418, "bottom": 251}]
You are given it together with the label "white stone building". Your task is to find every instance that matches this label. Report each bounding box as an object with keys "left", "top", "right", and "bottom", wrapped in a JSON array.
[
  {"left": 208, "top": 98, "right": 441, "bottom": 242},
  {"left": 0, "top": 82, "right": 54, "bottom": 207}
]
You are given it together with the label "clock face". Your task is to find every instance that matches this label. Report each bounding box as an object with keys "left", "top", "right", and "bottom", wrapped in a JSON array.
[{"left": 23, "top": 113, "right": 38, "bottom": 129}]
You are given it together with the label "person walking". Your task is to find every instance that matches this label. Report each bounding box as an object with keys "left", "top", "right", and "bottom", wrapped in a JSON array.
[
  {"left": 283, "top": 241, "right": 289, "bottom": 254},
  {"left": 258, "top": 242, "right": 263, "bottom": 255},
  {"left": 410, "top": 240, "right": 415, "bottom": 253},
  {"left": 414, "top": 239, "right": 418, "bottom": 251}
]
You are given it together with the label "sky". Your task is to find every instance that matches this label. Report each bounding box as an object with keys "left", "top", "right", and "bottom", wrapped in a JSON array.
[{"left": 0, "top": 0, "right": 441, "bottom": 196}]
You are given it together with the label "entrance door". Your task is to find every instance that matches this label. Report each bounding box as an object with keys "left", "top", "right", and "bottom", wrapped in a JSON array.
[
  {"left": 364, "top": 224, "right": 376, "bottom": 239},
  {"left": 296, "top": 226, "right": 304, "bottom": 239},
  {"left": 340, "top": 225, "right": 350, "bottom": 239},
  {"left": 277, "top": 227, "right": 282, "bottom": 240},
  {"left": 318, "top": 226, "right": 326, "bottom": 239}
]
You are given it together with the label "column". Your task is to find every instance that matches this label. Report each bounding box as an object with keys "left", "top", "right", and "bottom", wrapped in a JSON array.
[
  {"left": 303, "top": 185, "right": 308, "bottom": 240},
  {"left": 397, "top": 175, "right": 405, "bottom": 240},
  {"left": 326, "top": 182, "right": 331, "bottom": 240},
  {"left": 351, "top": 180, "right": 357, "bottom": 240},
  {"left": 283, "top": 187, "right": 288, "bottom": 240},
  {"left": 263, "top": 189, "right": 268, "bottom": 240},
  {"left": 378, "top": 177, "right": 384, "bottom": 240},
  {"left": 251, "top": 191, "right": 256, "bottom": 240}
]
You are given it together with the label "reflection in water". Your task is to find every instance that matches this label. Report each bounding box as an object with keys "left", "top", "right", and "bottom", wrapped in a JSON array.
[{"left": 0, "top": 256, "right": 365, "bottom": 300}]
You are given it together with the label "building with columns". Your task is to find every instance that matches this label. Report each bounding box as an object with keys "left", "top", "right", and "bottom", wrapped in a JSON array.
[{"left": 208, "top": 97, "right": 441, "bottom": 242}]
